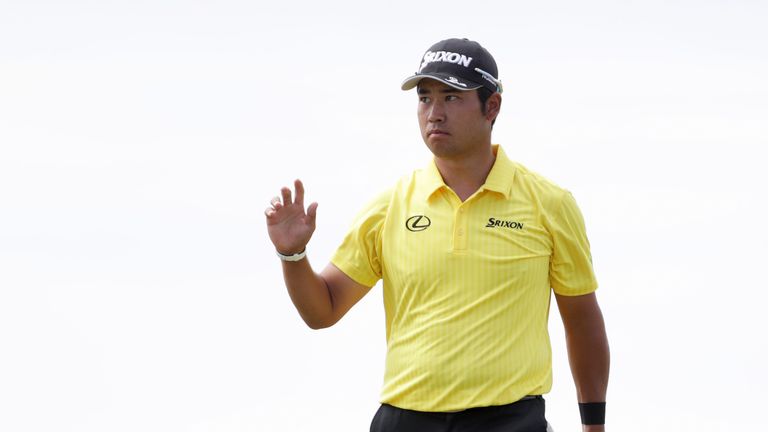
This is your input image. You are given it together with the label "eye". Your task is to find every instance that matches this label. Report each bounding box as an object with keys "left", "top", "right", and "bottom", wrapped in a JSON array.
[
  {"left": 446, "top": 95, "right": 459, "bottom": 101},
  {"left": 419, "top": 96, "right": 431, "bottom": 103}
]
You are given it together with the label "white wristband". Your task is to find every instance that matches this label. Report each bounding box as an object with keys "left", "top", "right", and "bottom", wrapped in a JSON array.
[{"left": 276, "top": 249, "right": 307, "bottom": 262}]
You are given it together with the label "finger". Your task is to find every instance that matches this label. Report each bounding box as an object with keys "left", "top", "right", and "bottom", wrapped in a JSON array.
[
  {"left": 270, "top": 196, "right": 283, "bottom": 211},
  {"left": 264, "top": 207, "right": 275, "bottom": 218},
  {"left": 306, "top": 202, "right": 319, "bottom": 227},
  {"left": 281, "top": 186, "right": 292, "bottom": 206},
  {"left": 294, "top": 179, "right": 305, "bottom": 208}
]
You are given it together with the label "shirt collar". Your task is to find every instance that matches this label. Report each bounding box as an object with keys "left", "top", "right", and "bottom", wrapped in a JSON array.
[
  {"left": 419, "top": 144, "right": 516, "bottom": 202},
  {"left": 482, "top": 145, "right": 516, "bottom": 199}
]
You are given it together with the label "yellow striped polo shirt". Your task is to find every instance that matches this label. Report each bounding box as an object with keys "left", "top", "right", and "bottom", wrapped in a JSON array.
[{"left": 331, "top": 145, "right": 598, "bottom": 412}]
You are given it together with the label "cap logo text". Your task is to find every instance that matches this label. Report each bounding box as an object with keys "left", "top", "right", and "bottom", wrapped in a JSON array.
[
  {"left": 445, "top": 76, "right": 467, "bottom": 87},
  {"left": 420, "top": 51, "right": 473, "bottom": 72}
]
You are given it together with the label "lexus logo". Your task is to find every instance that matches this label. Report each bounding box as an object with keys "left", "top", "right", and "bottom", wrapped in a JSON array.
[{"left": 406, "top": 215, "right": 431, "bottom": 232}]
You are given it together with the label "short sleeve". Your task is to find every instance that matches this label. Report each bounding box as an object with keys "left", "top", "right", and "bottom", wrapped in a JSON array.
[
  {"left": 548, "top": 191, "right": 598, "bottom": 296},
  {"left": 330, "top": 189, "right": 391, "bottom": 288}
]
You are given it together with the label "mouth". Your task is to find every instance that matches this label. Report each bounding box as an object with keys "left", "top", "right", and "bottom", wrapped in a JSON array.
[{"left": 427, "top": 129, "right": 450, "bottom": 137}]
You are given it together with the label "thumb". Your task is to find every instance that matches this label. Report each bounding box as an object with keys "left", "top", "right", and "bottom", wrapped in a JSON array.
[{"left": 306, "top": 202, "right": 319, "bottom": 226}]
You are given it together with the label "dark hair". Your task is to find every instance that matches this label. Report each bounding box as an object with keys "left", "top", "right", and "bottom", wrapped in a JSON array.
[{"left": 477, "top": 87, "right": 497, "bottom": 127}]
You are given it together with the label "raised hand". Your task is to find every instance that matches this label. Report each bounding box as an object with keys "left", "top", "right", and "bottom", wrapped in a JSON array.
[{"left": 265, "top": 179, "right": 319, "bottom": 255}]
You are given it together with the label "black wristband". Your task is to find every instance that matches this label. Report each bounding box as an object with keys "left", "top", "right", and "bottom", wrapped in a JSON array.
[{"left": 578, "top": 402, "right": 606, "bottom": 425}]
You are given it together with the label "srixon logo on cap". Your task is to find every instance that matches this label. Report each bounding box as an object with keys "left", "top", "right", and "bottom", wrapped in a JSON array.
[{"left": 419, "top": 51, "right": 473, "bottom": 72}]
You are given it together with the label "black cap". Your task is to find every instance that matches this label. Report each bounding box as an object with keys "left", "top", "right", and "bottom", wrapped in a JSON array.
[{"left": 401, "top": 38, "right": 502, "bottom": 93}]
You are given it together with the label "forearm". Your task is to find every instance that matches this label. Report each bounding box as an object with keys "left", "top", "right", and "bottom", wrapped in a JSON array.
[
  {"left": 564, "top": 312, "right": 610, "bottom": 403},
  {"left": 281, "top": 257, "right": 334, "bottom": 329}
]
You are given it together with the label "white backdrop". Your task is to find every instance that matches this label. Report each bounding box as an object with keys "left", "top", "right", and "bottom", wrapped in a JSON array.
[{"left": 1, "top": 1, "right": 767, "bottom": 431}]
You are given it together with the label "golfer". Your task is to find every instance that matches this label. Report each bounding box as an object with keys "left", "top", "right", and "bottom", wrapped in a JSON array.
[{"left": 265, "top": 37, "right": 609, "bottom": 432}]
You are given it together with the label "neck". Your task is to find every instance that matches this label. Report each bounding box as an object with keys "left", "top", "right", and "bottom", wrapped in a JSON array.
[{"left": 434, "top": 144, "right": 496, "bottom": 201}]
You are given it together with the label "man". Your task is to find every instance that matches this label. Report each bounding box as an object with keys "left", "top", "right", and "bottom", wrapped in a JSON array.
[{"left": 265, "top": 38, "right": 609, "bottom": 432}]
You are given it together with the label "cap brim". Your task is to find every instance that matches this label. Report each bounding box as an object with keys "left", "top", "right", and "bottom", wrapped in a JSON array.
[{"left": 401, "top": 73, "right": 483, "bottom": 91}]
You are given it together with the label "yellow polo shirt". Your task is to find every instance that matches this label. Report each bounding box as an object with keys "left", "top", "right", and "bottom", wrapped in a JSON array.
[{"left": 331, "top": 145, "right": 598, "bottom": 412}]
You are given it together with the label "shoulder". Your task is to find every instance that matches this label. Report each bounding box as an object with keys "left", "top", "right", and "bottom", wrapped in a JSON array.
[
  {"left": 354, "top": 185, "right": 394, "bottom": 221},
  {"left": 380, "top": 168, "right": 431, "bottom": 202},
  {"left": 510, "top": 160, "right": 570, "bottom": 205},
  {"left": 509, "top": 162, "right": 590, "bottom": 231},
  {"left": 348, "top": 171, "right": 415, "bottom": 225}
]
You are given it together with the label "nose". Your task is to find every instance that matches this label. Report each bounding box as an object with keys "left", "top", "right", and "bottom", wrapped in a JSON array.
[{"left": 427, "top": 100, "right": 445, "bottom": 123}]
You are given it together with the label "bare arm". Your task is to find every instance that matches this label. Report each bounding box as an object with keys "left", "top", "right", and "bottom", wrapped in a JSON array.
[
  {"left": 281, "top": 259, "right": 371, "bottom": 329},
  {"left": 266, "top": 180, "right": 371, "bottom": 329},
  {"left": 554, "top": 292, "right": 610, "bottom": 432}
]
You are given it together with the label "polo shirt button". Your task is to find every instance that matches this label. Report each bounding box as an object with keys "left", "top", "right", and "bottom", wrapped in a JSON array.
[{"left": 457, "top": 229, "right": 464, "bottom": 236}]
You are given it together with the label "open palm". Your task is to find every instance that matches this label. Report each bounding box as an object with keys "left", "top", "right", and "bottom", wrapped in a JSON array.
[{"left": 265, "top": 179, "right": 318, "bottom": 255}]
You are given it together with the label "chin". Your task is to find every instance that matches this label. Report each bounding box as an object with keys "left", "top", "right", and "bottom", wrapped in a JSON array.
[{"left": 424, "top": 140, "right": 459, "bottom": 158}]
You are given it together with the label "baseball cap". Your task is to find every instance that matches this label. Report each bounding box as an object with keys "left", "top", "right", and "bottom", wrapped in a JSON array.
[{"left": 401, "top": 38, "right": 502, "bottom": 93}]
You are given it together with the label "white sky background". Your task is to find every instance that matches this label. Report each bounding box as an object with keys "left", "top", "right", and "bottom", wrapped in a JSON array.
[{"left": 1, "top": 0, "right": 766, "bottom": 430}]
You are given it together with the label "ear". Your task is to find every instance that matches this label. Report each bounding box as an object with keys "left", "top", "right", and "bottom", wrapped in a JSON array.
[{"left": 485, "top": 93, "right": 502, "bottom": 122}]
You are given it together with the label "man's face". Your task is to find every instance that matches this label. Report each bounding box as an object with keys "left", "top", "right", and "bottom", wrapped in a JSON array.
[{"left": 417, "top": 79, "right": 492, "bottom": 159}]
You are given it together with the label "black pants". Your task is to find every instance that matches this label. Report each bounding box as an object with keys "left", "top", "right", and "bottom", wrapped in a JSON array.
[{"left": 370, "top": 396, "right": 548, "bottom": 432}]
